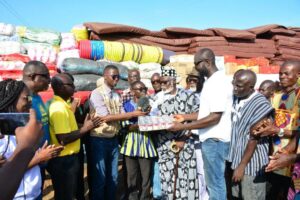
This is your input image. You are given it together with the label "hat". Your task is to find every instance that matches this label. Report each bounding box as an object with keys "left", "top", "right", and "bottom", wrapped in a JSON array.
[
  {"left": 161, "top": 65, "right": 177, "bottom": 77},
  {"left": 187, "top": 68, "right": 199, "bottom": 77}
]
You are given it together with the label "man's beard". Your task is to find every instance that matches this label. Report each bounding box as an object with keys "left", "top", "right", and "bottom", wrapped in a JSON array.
[{"left": 163, "top": 85, "right": 174, "bottom": 94}]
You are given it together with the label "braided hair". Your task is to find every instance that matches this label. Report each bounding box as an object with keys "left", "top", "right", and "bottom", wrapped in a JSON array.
[{"left": 0, "top": 79, "right": 26, "bottom": 112}]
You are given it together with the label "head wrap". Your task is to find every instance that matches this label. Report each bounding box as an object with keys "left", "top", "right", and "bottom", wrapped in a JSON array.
[{"left": 161, "top": 65, "right": 177, "bottom": 77}]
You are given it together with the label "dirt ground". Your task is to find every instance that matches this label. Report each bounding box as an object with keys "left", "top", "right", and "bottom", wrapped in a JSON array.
[{"left": 42, "top": 163, "right": 125, "bottom": 200}]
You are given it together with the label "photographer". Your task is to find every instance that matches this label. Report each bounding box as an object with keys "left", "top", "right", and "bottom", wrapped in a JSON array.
[{"left": 0, "top": 79, "right": 63, "bottom": 200}]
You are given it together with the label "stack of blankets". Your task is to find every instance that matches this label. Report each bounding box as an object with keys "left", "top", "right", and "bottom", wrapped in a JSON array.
[{"left": 85, "top": 23, "right": 300, "bottom": 65}]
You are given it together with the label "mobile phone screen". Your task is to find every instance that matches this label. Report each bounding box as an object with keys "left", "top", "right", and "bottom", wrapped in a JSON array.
[{"left": 0, "top": 113, "right": 30, "bottom": 135}]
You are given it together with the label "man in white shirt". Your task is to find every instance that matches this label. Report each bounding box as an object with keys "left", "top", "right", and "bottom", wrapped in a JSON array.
[{"left": 169, "top": 48, "right": 233, "bottom": 200}]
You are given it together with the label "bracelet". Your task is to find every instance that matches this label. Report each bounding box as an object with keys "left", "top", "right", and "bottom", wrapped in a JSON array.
[{"left": 278, "top": 128, "right": 284, "bottom": 137}]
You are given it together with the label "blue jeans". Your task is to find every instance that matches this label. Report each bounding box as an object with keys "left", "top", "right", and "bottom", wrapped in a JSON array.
[
  {"left": 90, "top": 137, "right": 119, "bottom": 200},
  {"left": 201, "top": 139, "right": 229, "bottom": 200},
  {"left": 152, "top": 158, "right": 162, "bottom": 199}
]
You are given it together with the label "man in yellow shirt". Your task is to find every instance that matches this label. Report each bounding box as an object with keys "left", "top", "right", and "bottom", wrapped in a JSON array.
[{"left": 47, "top": 73, "right": 102, "bottom": 200}]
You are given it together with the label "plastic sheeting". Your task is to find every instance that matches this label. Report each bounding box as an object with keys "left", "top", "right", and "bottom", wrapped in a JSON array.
[
  {"left": 73, "top": 74, "right": 129, "bottom": 91},
  {"left": 61, "top": 58, "right": 129, "bottom": 80}
]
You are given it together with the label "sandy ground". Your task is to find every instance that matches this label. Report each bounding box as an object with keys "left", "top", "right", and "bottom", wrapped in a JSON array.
[{"left": 42, "top": 163, "right": 125, "bottom": 200}]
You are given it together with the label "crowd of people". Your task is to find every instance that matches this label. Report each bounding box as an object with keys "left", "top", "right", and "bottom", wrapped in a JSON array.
[{"left": 0, "top": 48, "right": 300, "bottom": 200}]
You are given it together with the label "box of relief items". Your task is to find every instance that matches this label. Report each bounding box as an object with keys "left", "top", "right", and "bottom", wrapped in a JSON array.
[{"left": 138, "top": 115, "right": 174, "bottom": 132}]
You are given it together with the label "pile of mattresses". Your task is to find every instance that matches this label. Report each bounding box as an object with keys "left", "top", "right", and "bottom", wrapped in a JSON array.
[
  {"left": 84, "top": 22, "right": 300, "bottom": 65},
  {"left": 1, "top": 21, "right": 300, "bottom": 92}
]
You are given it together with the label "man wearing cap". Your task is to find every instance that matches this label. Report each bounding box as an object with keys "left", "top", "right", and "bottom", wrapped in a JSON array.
[
  {"left": 155, "top": 65, "right": 199, "bottom": 200},
  {"left": 185, "top": 68, "right": 205, "bottom": 93}
]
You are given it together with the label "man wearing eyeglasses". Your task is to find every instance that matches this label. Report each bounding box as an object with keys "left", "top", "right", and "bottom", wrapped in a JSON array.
[
  {"left": 22, "top": 61, "right": 53, "bottom": 198},
  {"left": 89, "top": 65, "right": 147, "bottom": 200}
]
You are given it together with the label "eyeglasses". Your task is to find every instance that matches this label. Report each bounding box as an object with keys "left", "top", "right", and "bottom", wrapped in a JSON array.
[
  {"left": 133, "top": 87, "right": 148, "bottom": 92},
  {"left": 151, "top": 80, "right": 160, "bottom": 84}
]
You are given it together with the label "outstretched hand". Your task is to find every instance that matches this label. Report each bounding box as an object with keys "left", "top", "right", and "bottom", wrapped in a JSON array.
[
  {"left": 168, "top": 121, "right": 184, "bottom": 132},
  {"left": 82, "top": 114, "right": 103, "bottom": 133},
  {"left": 35, "top": 141, "right": 64, "bottom": 163},
  {"left": 173, "top": 114, "right": 185, "bottom": 123}
]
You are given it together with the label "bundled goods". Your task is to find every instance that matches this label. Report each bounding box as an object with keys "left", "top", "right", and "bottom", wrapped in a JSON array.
[
  {"left": 224, "top": 56, "right": 281, "bottom": 75},
  {"left": 60, "top": 33, "right": 77, "bottom": 51},
  {"left": 138, "top": 63, "right": 161, "bottom": 79},
  {"left": 27, "top": 44, "right": 57, "bottom": 64},
  {"left": 78, "top": 40, "right": 104, "bottom": 60},
  {"left": 273, "top": 35, "right": 300, "bottom": 61},
  {"left": 0, "top": 23, "right": 15, "bottom": 36},
  {"left": 120, "top": 61, "right": 139, "bottom": 70},
  {"left": 17, "top": 26, "right": 61, "bottom": 46},
  {"left": 0, "top": 41, "right": 21, "bottom": 54},
  {"left": 73, "top": 74, "right": 129, "bottom": 91},
  {"left": 78, "top": 40, "right": 163, "bottom": 64},
  {"left": 0, "top": 34, "right": 19, "bottom": 42},
  {"left": 0, "top": 53, "right": 30, "bottom": 63},
  {"left": 0, "top": 60, "right": 25, "bottom": 70},
  {"left": 61, "top": 58, "right": 129, "bottom": 80},
  {"left": 71, "top": 24, "right": 89, "bottom": 41},
  {"left": 57, "top": 49, "right": 80, "bottom": 69},
  {"left": 85, "top": 22, "right": 300, "bottom": 64}
]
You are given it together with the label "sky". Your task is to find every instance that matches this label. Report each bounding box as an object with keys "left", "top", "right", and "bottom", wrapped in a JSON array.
[{"left": 0, "top": 0, "right": 299, "bottom": 32}]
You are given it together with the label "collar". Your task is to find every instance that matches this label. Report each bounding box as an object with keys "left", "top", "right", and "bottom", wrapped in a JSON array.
[
  {"left": 53, "top": 95, "right": 71, "bottom": 108},
  {"left": 234, "top": 91, "right": 257, "bottom": 108}
]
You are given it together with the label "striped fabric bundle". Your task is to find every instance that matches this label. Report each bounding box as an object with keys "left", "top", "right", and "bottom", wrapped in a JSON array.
[{"left": 103, "top": 40, "right": 163, "bottom": 63}]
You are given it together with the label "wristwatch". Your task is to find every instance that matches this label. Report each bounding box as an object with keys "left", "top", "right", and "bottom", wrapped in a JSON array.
[{"left": 278, "top": 128, "right": 284, "bottom": 137}]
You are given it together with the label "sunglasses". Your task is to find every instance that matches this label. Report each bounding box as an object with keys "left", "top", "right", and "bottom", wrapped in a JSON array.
[
  {"left": 151, "top": 80, "right": 160, "bottom": 84},
  {"left": 133, "top": 87, "right": 147, "bottom": 92},
  {"left": 108, "top": 74, "right": 120, "bottom": 80},
  {"left": 160, "top": 80, "right": 170, "bottom": 85}
]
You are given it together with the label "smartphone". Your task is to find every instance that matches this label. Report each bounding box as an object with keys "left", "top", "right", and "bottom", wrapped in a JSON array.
[{"left": 0, "top": 113, "right": 30, "bottom": 135}]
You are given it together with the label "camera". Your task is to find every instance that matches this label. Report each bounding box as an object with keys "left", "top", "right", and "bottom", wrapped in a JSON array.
[{"left": 0, "top": 113, "right": 30, "bottom": 135}]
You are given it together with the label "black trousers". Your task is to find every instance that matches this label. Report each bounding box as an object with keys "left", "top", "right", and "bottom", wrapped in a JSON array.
[
  {"left": 48, "top": 154, "right": 79, "bottom": 200},
  {"left": 267, "top": 172, "right": 292, "bottom": 200},
  {"left": 125, "top": 156, "right": 152, "bottom": 200}
]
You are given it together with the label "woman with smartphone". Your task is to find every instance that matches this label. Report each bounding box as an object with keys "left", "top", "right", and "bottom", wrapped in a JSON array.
[{"left": 0, "top": 79, "right": 63, "bottom": 200}]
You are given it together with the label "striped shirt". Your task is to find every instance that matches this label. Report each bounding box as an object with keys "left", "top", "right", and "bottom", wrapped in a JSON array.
[
  {"left": 228, "top": 92, "right": 273, "bottom": 176},
  {"left": 120, "top": 99, "right": 157, "bottom": 158}
]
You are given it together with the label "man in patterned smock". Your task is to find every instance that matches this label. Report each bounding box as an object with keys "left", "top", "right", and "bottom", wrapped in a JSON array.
[{"left": 156, "top": 66, "right": 199, "bottom": 200}]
